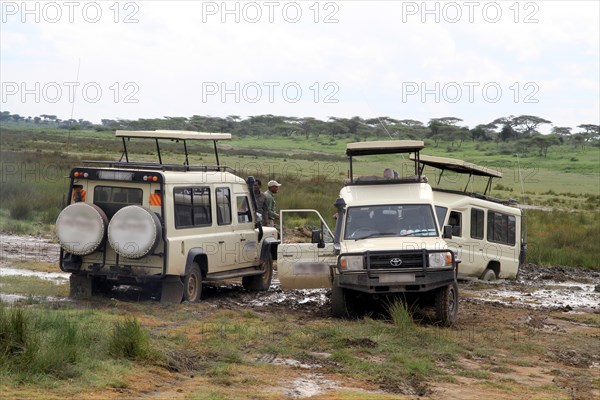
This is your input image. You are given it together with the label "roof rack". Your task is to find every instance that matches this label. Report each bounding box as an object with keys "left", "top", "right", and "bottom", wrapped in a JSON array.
[
  {"left": 82, "top": 160, "right": 237, "bottom": 174},
  {"left": 411, "top": 154, "right": 502, "bottom": 195},
  {"left": 114, "top": 130, "right": 232, "bottom": 167},
  {"left": 345, "top": 140, "right": 425, "bottom": 184},
  {"left": 432, "top": 188, "right": 518, "bottom": 207}
]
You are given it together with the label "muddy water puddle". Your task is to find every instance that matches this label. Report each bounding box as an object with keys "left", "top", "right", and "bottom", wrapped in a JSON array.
[
  {"left": 0, "top": 233, "right": 60, "bottom": 263},
  {"left": 0, "top": 267, "right": 70, "bottom": 283}
]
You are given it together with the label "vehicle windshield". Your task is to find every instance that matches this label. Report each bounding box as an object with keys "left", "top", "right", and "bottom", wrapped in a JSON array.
[{"left": 344, "top": 205, "right": 438, "bottom": 240}]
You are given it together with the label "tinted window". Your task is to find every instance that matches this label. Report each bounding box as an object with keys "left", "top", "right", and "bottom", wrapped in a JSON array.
[
  {"left": 174, "top": 187, "right": 212, "bottom": 229},
  {"left": 449, "top": 211, "right": 462, "bottom": 237},
  {"left": 471, "top": 208, "right": 484, "bottom": 239},
  {"left": 94, "top": 186, "right": 143, "bottom": 219},
  {"left": 216, "top": 187, "right": 232, "bottom": 225},
  {"left": 487, "top": 211, "right": 516, "bottom": 245}
]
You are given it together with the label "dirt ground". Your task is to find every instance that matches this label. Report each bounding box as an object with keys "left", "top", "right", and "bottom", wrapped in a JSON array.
[{"left": 1, "top": 233, "right": 599, "bottom": 399}]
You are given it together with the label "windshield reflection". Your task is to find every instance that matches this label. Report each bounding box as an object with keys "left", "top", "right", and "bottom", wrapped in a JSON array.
[{"left": 344, "top": 205, "right": 438, "bottom": 240}]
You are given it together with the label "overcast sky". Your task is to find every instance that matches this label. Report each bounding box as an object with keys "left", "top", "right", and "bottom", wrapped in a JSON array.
[{"left": 1, "top": 1, "right": 599, "bottom": 132}]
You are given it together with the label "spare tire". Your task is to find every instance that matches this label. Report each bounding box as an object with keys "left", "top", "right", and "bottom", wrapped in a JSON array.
[
  {"left": 56, "top": 203, "right": 108, "bottom": 256},
  {"left": 108, "top": 206, "right": 162, "bottom": 259}
]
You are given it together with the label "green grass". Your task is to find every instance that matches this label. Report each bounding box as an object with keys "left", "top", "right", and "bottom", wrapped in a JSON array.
[
  {"left": 526, "top": 210, "right": 600, "bottom": 269},
  {"left": 0, "top": 126, "right": 598, "bottom": 269}
]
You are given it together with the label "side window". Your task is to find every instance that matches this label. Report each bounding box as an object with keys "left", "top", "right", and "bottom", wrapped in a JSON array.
[
  {"left": 174, "top": 187, "right": 211, "bottom": 229},
  {"left": 448, "top": 211, "right": 462, "bottom": 237},
  {"left": 174, "top": 188, "right": 193, "bottom": 228},
  {"left": 236, "top": 196, "right": 252, "bottom": 224},
  {"left": 435, "top": 206, "right": 448, "bottom": 228},
  {"left": 487, "top": 211, "right": 516, "bottom": 245},
  {"left": 471, "top": 208, "right": 484, "bottom": 239},
  {"left": 216, "top": 187, "right": 232, "bottom": 225},
  {"left": 193, "top": 187, "right": 212, "bottom": 227}
]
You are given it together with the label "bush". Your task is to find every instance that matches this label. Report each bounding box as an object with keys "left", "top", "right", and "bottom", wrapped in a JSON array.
[
  {"left": 109, "top": 317, "right": 151, "bottom": 360},
  {"left": 8, "top": 197, "right": 33, "bottom": 220}
]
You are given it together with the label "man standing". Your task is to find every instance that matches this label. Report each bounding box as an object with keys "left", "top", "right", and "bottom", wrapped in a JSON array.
[
  {"left": 253, "top": 179, "right": 269, "bottom": 226},
  {"left": 264, "top": 180, "right": 281, "bottom": 227}
]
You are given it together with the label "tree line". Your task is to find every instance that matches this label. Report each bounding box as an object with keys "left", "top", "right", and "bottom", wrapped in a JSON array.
[{"left": 2, "top": 111, "right": 598, "bottom": 157}]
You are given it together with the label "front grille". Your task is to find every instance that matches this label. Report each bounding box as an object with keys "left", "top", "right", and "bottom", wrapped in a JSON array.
[{"left": 367, "top": 251, "right": 424, "bottom": 269}]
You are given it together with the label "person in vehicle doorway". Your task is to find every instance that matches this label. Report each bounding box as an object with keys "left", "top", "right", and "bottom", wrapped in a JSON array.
[
  {"left": 264, "top": 180, "right": 281, "bottom": 227},
  {"left": 253, "top": 179, "right": 269, "bottom": 226}
]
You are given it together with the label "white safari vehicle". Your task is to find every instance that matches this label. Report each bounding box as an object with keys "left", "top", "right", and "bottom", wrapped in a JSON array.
[
  {"left": 414, "top": 155, "right": 525, "bottom": 280},
  {"left": 277, "top": 141, "right": 459, "bottom": 325},
  {"left": 55, "top": 130, "right": 279, "bottom": 303}
]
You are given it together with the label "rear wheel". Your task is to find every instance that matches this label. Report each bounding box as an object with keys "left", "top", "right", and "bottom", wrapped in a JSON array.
[
  {"left": 242, "top": 258, "right": 273, "bottom": 291},
  {"left": 480, "top": 268, "right": 496, "bottom": 281},
  {"left": 183, "top": 263, "right": 202, "bottom": 302},
  {"left": 69, "top": 273, "right": 93, "bottom": 299},
  {"left": 435, "top": 282, "right": 458, "bottom": 327}
]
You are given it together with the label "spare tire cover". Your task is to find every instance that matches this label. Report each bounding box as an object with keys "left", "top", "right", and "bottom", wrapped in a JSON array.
[
  {"left": 55, "top": 203, "right": 108, "bottom": 256},
  {"left": 108, "top": 206, "right": 161, "bottom": 259}
]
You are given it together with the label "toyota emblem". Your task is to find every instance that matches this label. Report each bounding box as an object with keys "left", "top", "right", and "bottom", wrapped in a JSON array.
[{"left": 390, "top": 258, "right": 402, "bottom": 266}]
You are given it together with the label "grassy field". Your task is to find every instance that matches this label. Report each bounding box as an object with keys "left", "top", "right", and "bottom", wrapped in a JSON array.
[
  {"left": 1, "top": 273, "right": 598, "bottom": 399},
  {"left": 0, "top": 125, "right": 598, "bottom": 268}
]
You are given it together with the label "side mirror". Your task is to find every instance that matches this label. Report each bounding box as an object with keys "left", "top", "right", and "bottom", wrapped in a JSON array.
[
  {"left": 442, "top": 225, "right": 453, "bottom": 239},
  {"left": 311, "top": 229, "right": 325, "bottom": 248}
]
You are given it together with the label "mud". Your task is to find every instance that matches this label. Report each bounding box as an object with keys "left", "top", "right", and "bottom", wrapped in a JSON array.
[
  {"left": 1, "top": 234, "right": 599, "bottom": 399},
  {"left": 0, "top": 233, "right": 60, "bottom": 264}
]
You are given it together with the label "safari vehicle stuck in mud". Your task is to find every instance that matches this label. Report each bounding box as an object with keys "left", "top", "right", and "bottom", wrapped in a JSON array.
[
  {"left": 277, "top": 141, "right": 460, "bottom": 326},
  {"left": 413, "top": 155, "right": 526, "bottom": 281},
  {"left": 55, "top": 130, "right": 279, "bottom": 303}
]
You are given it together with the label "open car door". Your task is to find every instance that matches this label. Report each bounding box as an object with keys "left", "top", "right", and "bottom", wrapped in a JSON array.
[{"left": 277, "top": 209, "right": 336, "bottom": 289}]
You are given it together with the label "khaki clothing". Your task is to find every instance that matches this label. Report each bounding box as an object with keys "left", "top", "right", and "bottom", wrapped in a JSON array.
[
  {"left": 254, "top": 191, "right": 269, "bottom": 226},
  {"left": 263, "top": 189, "right": 277, "bottom": 226}
]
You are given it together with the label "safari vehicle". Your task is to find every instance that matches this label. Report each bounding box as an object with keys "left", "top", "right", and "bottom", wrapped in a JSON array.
[
  {"left": 277, "top": 141, "right": 459, "bottom": 326},
  {"left": 55, "top": 130, "right": 279, "bottom": 303},
  {"left": 414, "top": 155, "right": 525, "bottom": 281}
]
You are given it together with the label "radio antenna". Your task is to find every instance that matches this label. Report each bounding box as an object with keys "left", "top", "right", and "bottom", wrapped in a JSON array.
[{"left": 66, "top": 58, "right": 81, "bottom": 155}]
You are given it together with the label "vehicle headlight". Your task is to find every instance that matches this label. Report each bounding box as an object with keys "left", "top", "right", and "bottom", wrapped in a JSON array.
[
  {"left": 428, "top": 252, "right": 452, "bottom": 268},
  {"left": 340, "top": 255, "right": 364, "bottom": 271}
]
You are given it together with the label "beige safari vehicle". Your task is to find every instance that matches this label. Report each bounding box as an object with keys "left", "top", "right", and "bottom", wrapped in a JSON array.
[
  {"left": 55, "top": 130, "right": 279, "bottom": 303},
  {"left": 414, "top": 155, "right": 525, "bottom": 281},
  {"left": 277, "top": 141, "right": 459, "bottom": 326}
]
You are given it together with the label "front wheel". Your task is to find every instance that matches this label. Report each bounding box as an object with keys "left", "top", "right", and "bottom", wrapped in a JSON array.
[
  {"left": 242, "top": 258, "right": 273, "bottom": 291},
  {"left": 183, "top": 263, "right": 202, "bottom": 302},
  {"left": 435, "top": 282, "right": 458, "bottom": 327},
  {"left": 331, "top": 278, "right": 358, "bottom": 318}
]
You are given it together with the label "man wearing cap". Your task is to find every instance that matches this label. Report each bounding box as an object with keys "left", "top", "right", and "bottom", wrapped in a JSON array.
[{"left": 264, "top": 180, "right": 282, "bottom": 227}]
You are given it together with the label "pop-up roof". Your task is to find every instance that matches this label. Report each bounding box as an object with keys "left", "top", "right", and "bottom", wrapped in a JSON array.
[
  {"left": 411, "top": 154, "right": 502, "bottom": 194},
  {"left": 345, "top": 140, "right": 425, "bottom": 184},
  {"left": 114, "top": 130, "right": 231, "bottom": 167}
]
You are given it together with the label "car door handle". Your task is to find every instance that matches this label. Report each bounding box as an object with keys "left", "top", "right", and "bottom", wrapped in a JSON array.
[
  {"left": 282, "top": 253, "right": 294, "bottom": 258},
  {"left": 219, "top": 241, "right": 225, "bottom": 244},
  {"left": 240, "top": 238, "right": 247, "bottom": 242}
]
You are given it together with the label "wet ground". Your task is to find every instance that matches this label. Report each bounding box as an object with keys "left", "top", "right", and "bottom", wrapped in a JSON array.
[
  {"left": 1, "top": 232, "right": 599, "bottom": 314},
  {"left": 1, "top": 233, "right": 599, "bottom": 399}
]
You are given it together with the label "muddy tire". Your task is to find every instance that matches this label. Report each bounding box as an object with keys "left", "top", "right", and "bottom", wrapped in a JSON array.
[
  {"left": 242, "top": 258, "right": 273, "bottom": 291},
  {"left": 480, "top": 268, "right": 496, "bottom": 281},
  {"left": 69, "top": 273, "right": 93, "bottom": 299},
  {"left": 183, "top": 263, "right": 202, "bottom": 302},
  {"left": 92, "top": 277, "right": 114, "bottom": 295},
  {"left": 331, "top": 279, "right": 356, "bottom": 318},
  {"left": 435, "top": 282, "right": 458, "bottom": 327}
]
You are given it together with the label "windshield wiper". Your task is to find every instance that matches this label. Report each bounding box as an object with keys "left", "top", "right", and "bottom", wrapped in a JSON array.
[{"left": 355, "top": 232, "right": 397, "bottom": 240}]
